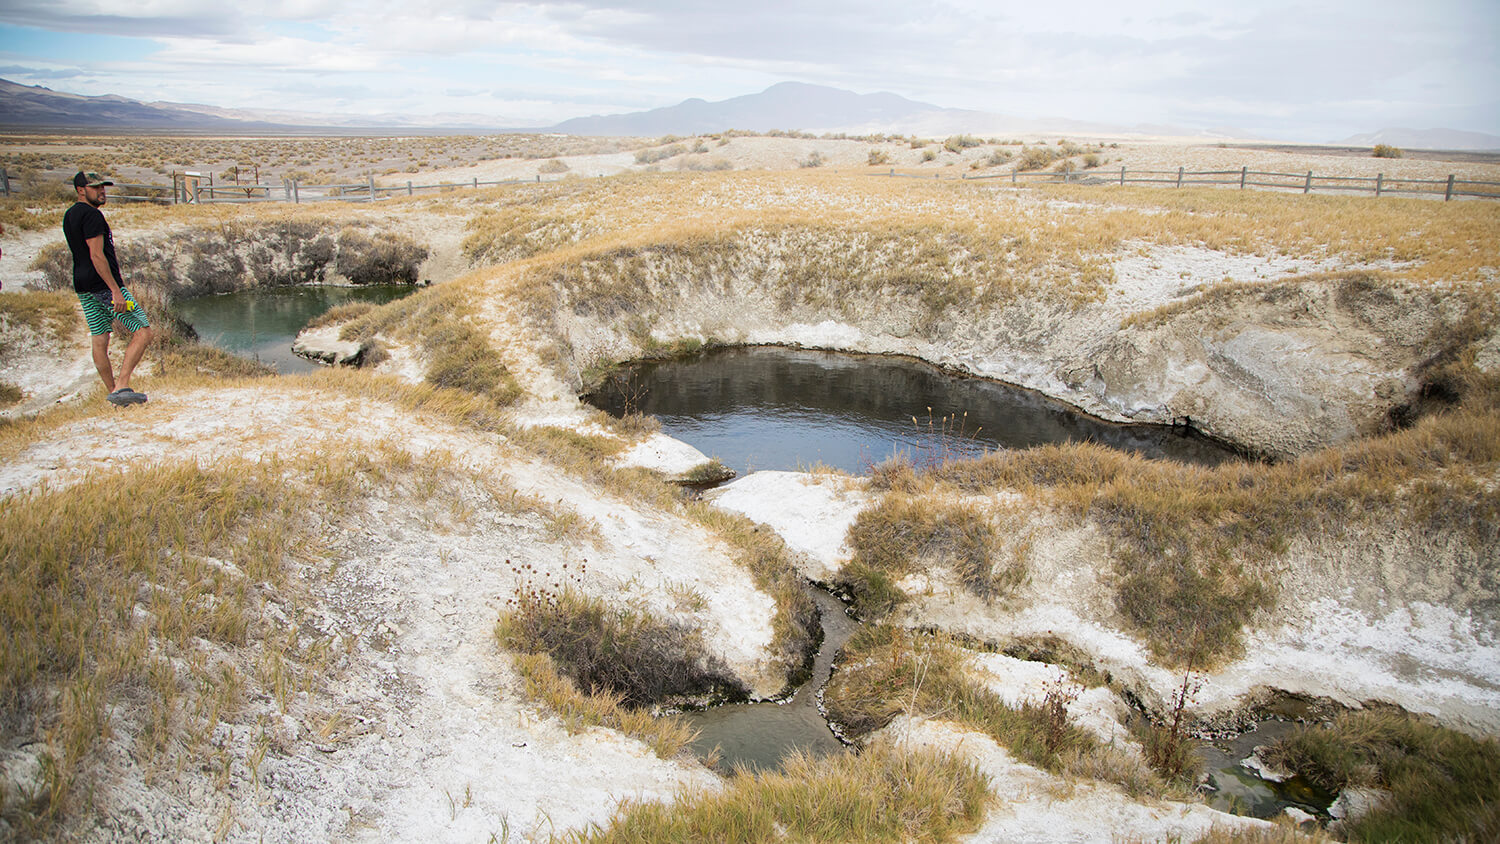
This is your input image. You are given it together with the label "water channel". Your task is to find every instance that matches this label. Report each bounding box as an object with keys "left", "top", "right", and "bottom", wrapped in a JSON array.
[
  {"left": 682, "top": 588, "right": 858, "bottom": 774},
  {"left": 173, "top": 284, "right": 415, "bottom": 374}
]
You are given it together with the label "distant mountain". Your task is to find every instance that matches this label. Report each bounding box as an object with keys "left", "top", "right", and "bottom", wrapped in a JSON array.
[
  {"left": 549, "top": 82, "right": 951, "bottom": 135},
  {"left": 0, "top": 78, "right": 286, "bottom": 131},
  {"left": 547, "top": 82, "right": 1230, "bottom": 140},
  {"left": 1338, "top": 127, "right": 1500, "bottom": 152},
  {"left": 0, "top": 76, "right": 1240, "bottom": 140},
  {"left": 0, "top": 78, "right": 509, "bottom": 132}
]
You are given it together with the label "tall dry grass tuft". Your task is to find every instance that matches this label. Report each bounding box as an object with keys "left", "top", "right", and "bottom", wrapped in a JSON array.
[
  {"left": 1262, "top": 709, "right": 1500, "bottom": 842},
  {"left": 822, "top": 624, "right": 1172, "bottom": 798},
  {"left": 571, "top": 742, "right": 989, "bottom": 844},
  {"left": 839, "top": 495, "right": 1028, "bottom": 618}
]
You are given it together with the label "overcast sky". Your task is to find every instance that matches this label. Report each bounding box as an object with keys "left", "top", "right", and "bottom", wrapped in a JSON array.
[{"left": 1, "top": 1, "right": 1496, "bottom": 141}]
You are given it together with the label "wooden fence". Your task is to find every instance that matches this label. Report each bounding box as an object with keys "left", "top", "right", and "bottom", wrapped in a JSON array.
[
  {"left": 4, "top": 164, "right": 1497, "bottom": 204},
  {"left": 896, "top": 165, "right": 1500, "bottom": 201},
  {"left": 0, "top": 168, "right": 555, "bottom": 205}
]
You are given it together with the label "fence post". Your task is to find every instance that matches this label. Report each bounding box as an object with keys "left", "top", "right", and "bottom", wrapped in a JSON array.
[
  {"left": 368, "top": 175, "right": 376, "bottom": 202},
  {"left": 1011, "top": 168, "right": 1016, "bottom": 184},
  {"left": 474, "top": 177, "right": 479, "bottom": 189},
  {"left": 1375, "top": 173, "right": 1383, "bottom": 197},
  {"left": 1445, "top": 175, "right": 1455, "bottom": 201},
  {"left": 2, "top": 167, "right": 9, "bottom": 197},
  {"left": 1304, "top": 171, "right": 1313, "bottom": 194},
  {"left": 1176, "top": 166, "right": 1183, "bottom": 188},
  {"left": 292, "top": 180, "right": 299, "bottom": 204},
  {"left": 1120, "top": 166, "right": 1126, "bottom": 186},
  {"left": 889, "top": 168, "right": 894, "bottom": 177},
  {"left": 408, "top": 181, "right": 413, "bottom": 196},
  {"left": 1240, "top": 166, "right": 1247, "bottom": 189}
]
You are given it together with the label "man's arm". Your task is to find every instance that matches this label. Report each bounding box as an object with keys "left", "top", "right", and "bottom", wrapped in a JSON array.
[{"left": 85, "top": 235, "right": 125, "bottom": 310}]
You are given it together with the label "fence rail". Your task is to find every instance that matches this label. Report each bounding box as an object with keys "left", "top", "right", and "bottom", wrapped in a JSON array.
[
  {"left": 0, "top": 167, "right": 557, "bottom": 205},
  {"left": 3, "top": 164, "right": 1497, "bottom": 204},
  {"left": 927, "top": 165, "right": 1500, "bottom": 201}
]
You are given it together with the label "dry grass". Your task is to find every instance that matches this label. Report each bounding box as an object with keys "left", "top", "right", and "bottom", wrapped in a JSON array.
[
  {"left": 0, "top": 369, "right": 623, "bottom": 836},
  {"left": 0, "top": 457, "right": 330, "bottom": 835},
  {"left": 839, "top": 494, "right": 1029, "bottom": 617},
  {"left": 336, "top": 283, "right": 521, "bottom": 405},
  {"left": 685, "top": 506, "right": 818, "bottom": 693},
  {"left": 1261, "top": 709, "right": 1500, "bottom": 843},
  {"left": 896, "top": 363, "right": 1500, "bottom": 666},
  {"left": 570, "top": 742, "right": 989, "bottom": 844},
  {"left": 823, "top": 624, "right": 1174, "bottom": 799},
  {"left": 0, "top": 290, "right": 78, "bottom": 340},
  {"left": 498, "top": 585, "right": 747, "bottom": 708},
  {"left": 511, "top": 653, "right": 699, "bottom": 759}
]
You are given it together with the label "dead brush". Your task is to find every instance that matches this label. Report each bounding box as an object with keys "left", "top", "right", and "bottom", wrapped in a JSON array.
[
  {"left": 1136, "top": 666, "right": 1205, "bottom": 786},
  {"left": 497, "top": 560, "right": 747, "bottom": 708}
]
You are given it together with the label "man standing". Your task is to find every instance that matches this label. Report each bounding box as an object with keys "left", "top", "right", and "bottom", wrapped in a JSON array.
[{"left": 63, "top": 171, "right": 153, "bottom": 406}]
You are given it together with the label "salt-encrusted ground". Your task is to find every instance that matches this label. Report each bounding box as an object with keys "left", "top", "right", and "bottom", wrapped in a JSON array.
[{"left": 3, "top": 143, "right": 1495, "bottom": 841}]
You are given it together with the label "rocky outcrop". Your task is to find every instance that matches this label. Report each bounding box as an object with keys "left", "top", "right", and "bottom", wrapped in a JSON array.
[
  {"left": 291, "top": 324, "right": 365, "bottom": 367},
  {"left": 1069, "top": 276, "right": 1464, "bottom": 458}
]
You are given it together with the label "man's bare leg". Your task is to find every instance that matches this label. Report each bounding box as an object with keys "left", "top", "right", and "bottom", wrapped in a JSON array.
[
  {"left": 115, "top": 326, "right": 153, "bottom": 392},
  {"left": 91, "top": 332, "right": 116, "bottom": 393}
]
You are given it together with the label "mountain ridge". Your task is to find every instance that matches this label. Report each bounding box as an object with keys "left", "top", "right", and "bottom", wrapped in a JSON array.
[{"left": 3, "top": 77, "right": 1495, "bottom": 149}]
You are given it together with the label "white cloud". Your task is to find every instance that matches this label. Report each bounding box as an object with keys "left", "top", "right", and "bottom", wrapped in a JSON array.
[{"left": 0, "top": 0, "right": 1495, "bottom": 137}]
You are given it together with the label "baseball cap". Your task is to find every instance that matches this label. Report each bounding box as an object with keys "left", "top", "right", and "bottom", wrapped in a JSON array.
[{"left": 73, "top": 171, "right": 114, "bottom": 188}]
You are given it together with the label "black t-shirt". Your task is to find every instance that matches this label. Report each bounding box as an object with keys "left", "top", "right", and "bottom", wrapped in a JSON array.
[{"left": 62, "top": 201, "right": 121, "bottom": 294}]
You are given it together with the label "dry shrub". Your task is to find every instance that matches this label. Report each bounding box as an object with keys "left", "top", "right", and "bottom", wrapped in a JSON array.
[
  {"left": 26, "top": 242, "right": 72, "bottom": 291},
  {"left": 247, "top": 219, "right": 336, "bottom": 287},
  {"left": 497, "top": 580, "right": 746, "bottom": 707},
  {"left": 334, "top": 228, "right": 428, "bottom": 285}
]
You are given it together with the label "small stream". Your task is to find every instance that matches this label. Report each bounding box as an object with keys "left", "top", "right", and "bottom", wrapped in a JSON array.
[
  {"left": 1197, "top": 719, "right": 1333, "bottom": 818},
  {"left": 681, "top": 587, "right": 858, "bottom": 774}
]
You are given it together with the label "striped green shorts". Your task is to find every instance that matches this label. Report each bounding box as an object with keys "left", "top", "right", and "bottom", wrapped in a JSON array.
[{"left": 78, "top": 288, "right": 150, "bottom": 336}]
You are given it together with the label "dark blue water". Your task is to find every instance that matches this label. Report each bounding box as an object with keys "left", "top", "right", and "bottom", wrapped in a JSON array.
[
  {"left": 174, "top": 284, "right": 414, "bottom": 374},
  {"left": 584, "top": 346, "right": 1238, "bottom": 475}
]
